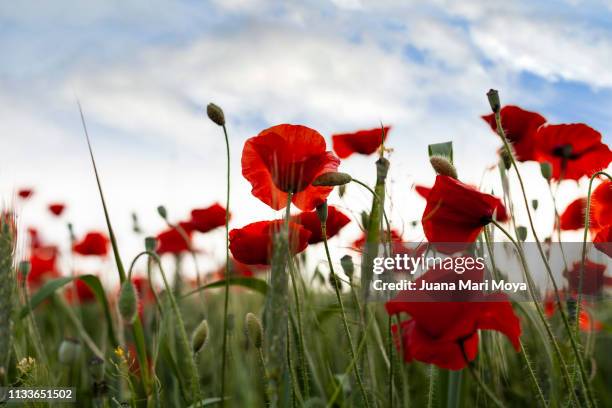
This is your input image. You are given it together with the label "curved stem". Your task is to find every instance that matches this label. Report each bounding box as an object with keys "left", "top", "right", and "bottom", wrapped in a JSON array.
[
  {"left": 493, "top": 110, "right": 595, "bottom": 407},
  {"left": 321, "top": 223, "right": 370, "bottom": 408},
  {"left": 220, "top": 123, "right": 231, "bottom": 403},
  {"left": 578, "top": 171, "right": 612, "bottom": 334}
]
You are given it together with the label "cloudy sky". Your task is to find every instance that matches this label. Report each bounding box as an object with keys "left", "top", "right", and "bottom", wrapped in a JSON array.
[{"left": 2, "top": 0, "right": 611, "bottom": 275}]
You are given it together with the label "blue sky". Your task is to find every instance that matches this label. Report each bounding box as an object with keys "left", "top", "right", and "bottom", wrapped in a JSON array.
[{"left": 1, "top": 0, "right": 611, "bottom": 276}]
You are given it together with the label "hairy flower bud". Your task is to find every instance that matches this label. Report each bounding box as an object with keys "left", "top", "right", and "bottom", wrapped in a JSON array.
[
  {"left": 540, "top": 162, "right": 552, "bottom": 181},
  {"left": 191, "top": 319, "right": 210, "bottom": 353},
  {"left": 206, "top": 103, "right": 225, "bottom": 126},
  {"left": 430, "top": 155, "right": 458, "bottom": 179},
  {"left": 18, "top": 260, "right": 30, "bottom": 280},
  {"left": 312, "top": 172, "right": 352, "bottom": 187},
  {"left": 532, "top": 199, "right": 539, "bottom": 211},
  {"left": 58, "top": 338, "right": 81, "bottom": 365},
  {"left": 118, "top": 280, "right": 138, "bottom": 324},
  {"left": 376, "top": 157, "right": 390, "bottom": 183},
  {"left": 144, "top": 236, "right": 157, "bottom": 252},
  {"left": 500, "top": 150, "right": 512, "bottom": 170},
  {"left": 487, "top": 89, "right": 501, "bottom": 113},
  {"left": 245, "top": 312, "right": 263, "bottom": 349},
  {"left": 340, "top": 255, "right": 354, "bottom": 278},
  {"left": 156, "top": 205, "right": 168, "bottom": 220}
]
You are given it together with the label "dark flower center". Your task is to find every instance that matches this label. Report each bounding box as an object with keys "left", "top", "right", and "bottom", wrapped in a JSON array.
[{"left": 552, "top": 144, "right": 576, "bottom": 159}]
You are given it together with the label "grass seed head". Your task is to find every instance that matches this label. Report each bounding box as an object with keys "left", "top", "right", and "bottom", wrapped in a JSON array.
[
  {"left": 245, "top": 312, "right": 263, "bottom": 349},
  {"left": 191, "top": 319, "right": 210, "bottom": 354}
]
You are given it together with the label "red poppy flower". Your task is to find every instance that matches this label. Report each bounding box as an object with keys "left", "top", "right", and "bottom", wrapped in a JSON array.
[
  {"left": 594, "top": 226, "right": 612, "bottom": 258},
  {"left": 414, "top": 185, "right": 431, "bottom": 200},
  {"left": 482, "top": 105, "right": 546, "bottom": 161},
  {"left": 26, "top": 246, "right": 61, "bottom": 289},
  {"left": 73, "top": 232, "right": 110, "bottom": 256},
  {"left": 559, "top": 198, "right": 586, "bottom": 230},
  {"left": 332, "top": 126, "right": 390, "bottom": 159},
  {"left": 533, "top": 123, "right": 612, "bottom": 180},
  {"left": 48, "top": 203, "right": 66, "bottom": 217},
  {"left": 242, "top": 124, "right": 341, "bottom": 211},
  {"left": 229, "top": 220, "right": 310, "bottom": 265},
  {"left": 292, "top": 206, "right": 350, "bottom": 244},
  {"left": 156, "top": 222, "right": 193, "bottom": 255},
  {"left": 564, "top": 260, "right": 610, "bottom": 296},
  {"left": 386, "top": 258, "right": 521, "bottom": 370},
  {"left": 544, "top": 293, "right": 602, "bottom": 332},
  {"left": 189, "top": 203, "right": 228, "bottom": 233},
  {"left": 422, "top": 176, "right": 509, "bottom": 252},
  {"left": 18, "top": 188, "right": 34, "bottom": 200},
  {"left": 590, "top": 180, "right": 612, "bottom": 230},
  {"left": 352, "top": 229, "right": 403, "bottom": 250},
  {"left": 66, "top": 278, "right": 97, "bottom": 303}
]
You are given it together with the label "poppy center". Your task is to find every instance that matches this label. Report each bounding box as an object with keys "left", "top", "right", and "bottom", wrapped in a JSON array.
[
  {"left": 552, "top": 144, "right": 575, "bottom": 159},
  {"left": 480, "top": 215, "right": 493, "bottom": 226}
]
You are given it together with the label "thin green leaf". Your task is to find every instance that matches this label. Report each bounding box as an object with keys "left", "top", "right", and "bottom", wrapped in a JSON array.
[{"left": 182, "top": 277, "right": 269, "bottom": 298}]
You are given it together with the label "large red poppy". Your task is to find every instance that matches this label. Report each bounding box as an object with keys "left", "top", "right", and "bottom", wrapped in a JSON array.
[
  {"left": 594, "top": 226, "right": 612, "bottom": 258},
  {"left": 332, "top": 126, "right": 390, "bottom": 159},
  {"left": 26, "top": 246, "right": 61, "bottom": 289},
  {"left": 73, "top": 232, "right": 110, "bottom": 256},
  {"left": 386, "top": 258, "right": 521, "bottom": 370},
  {"left": 242, "top": 124, "right": 340, "bottom": 211},
  {"left": 414, "top": 185, "right": 431, "bottom": 200},
  {"left": 422, "top": 176, "right": 508, "bottom": 252},
  {"left": 156, "top": 222, "right": 193, "bottom": 255},
  {"left": 533, "top": 123, "right": 612, "bottom": 180},
  {"left": 292, "top": 205, "right": 350, "bottom": 244},
  {"left": 564, "top": 260, "right": 610, "bottom": 296},
  {"left": 482, "top": 105, "right": 546, "bottom": 161},
  {"left": 559, "top": 198, "right": 586, "bottom": 230},
  {"left": 229, "top": 220, "right": 310, "bottom": 265},
  {"left": 590, "top": 180, "right": 612, "bottom": 230},
  {"left": 189, "top": 203, "right": 228, "bottom": 233},
  {"left": 48, "top": 203, "right": 66, "bottom": 217}
]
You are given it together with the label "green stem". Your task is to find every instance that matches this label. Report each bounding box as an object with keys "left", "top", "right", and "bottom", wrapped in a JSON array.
[
  {"left": 321, "top": 223, "right": 370, "bottom": 408},
  {"left": 493, "top": 109, "right": 595, "bottom": 408},
  {"left": 220, "top": 123, "right": 231, "bottom": 403}
]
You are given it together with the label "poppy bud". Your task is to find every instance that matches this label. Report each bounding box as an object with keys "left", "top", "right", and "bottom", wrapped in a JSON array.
[
  {"left": 18, "top": 260, "right": 30, "bottom": 280},
  {"left": 312, "top": 172, "right": 352, "bottom": 187},
  {"left": 338, "top": 184, "right": 346, "bottom": 198},
  {"left": 191, "top": 319, "right": 210, "bottom": 353},
  {"left": 329, "top": 272, "right": 343, "bottom": 291},
  {"left": 118, "top": 280, "right": 138, "bottom": 324},
  {"left": 532, "top": 199, "right": 539, "bottom": 211},
  {"left": 540, "top": 162, "right": 552, "bottom": 181},
  {"left": 144, "top": 236, "right": 157, "bottom": 252},
  {"left": 206, "top": 103, "right": 225, "bottom": 126},
  {"left": 245, "top": 312, "right": 263, "bottom": 349},
  {"left": 340, "top": 255, "right": 354, "bottom": 278},
  {"left": 131, "top": 212, "right": 142, "bottom": 234},
  {"left": 430, "top": 155, "right": 458, "bottom": 179},
  {"left": 517, "top": 226, "right": 528, "bottom": 242},
  {"left": 361, "top": 211, "right": 369, "bottom": 230},
  {"left": 157, "top": 205, "right": 168, "bottom": 220},
  {"left": 500, "top": 150, "right": 512, "bottom": 170},
  {"left": 67, "top": 222, "right": 76, "bottom": 242},
  {"left": 376, "top": 157, "right": 390, "bottom": 183},
  {"left": 316, "top": 201, "right": 328, "bottom": 224},
  {"left": 58, "top": 338, "right": 81, "bottom": 365},
  {"left": 487, "top": 89, "right": 501, "bottom": 113}
]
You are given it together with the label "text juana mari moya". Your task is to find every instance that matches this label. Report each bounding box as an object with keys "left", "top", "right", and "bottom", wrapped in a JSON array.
[{"left": 371, "top": 254, "right": 528, "bottom": 293}]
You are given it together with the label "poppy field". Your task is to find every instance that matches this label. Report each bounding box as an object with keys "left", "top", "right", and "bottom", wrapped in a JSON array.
[{"left": 1, "top": 89, "right": 612, "bottom": 407}]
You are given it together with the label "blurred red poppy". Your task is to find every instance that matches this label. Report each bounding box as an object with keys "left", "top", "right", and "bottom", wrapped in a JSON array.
[
  {"left": 229, "top": 220, "right": 310, "bottom": 265},
  {"left": 48, "top": 203, "right": 66, "bottom": 217},
  {"left": 534, "top": 124, "right": 612, "bottom": 180},
  {"left": 386, "top": 258, "right": 521, "bottom": 370},
  {"left": 544, "top": 293, "right": 602, "bottom": 332},
  {"left": 73, "top": 232, "right": 110, "bottom": 256},
  {"left": 564, "top": 260, "right": 610, "bottom": 296},
  {"left": 26, "top": 246, "right": 61, "bottom": 289},
  {"left": 242, "top": 124, "right": 340, "bottom": 211},
  {"left": 482, "top": 105, "right": 546, "bottom": 161},
  {"left": 66, "top": 278, "right": 97, "bottom": 303},
  {"left": 590, "top": 180, "right": 612, "bottom": 230},
  {"left": 332, "top": 126, "right": 390, "bottom": 159},
  {"left": 594, "top": 226, "right": 612, "bottom": 258},
  {"left": 17, "top": 188, "right": 34, "bottom": 200},
  {"left": 156, "top": 222, "right": 193, "bottom": 255},
  {"left": 293, "top": 205, "right": 350, "bottom": 244},
  {"left": 422, "top": 176, "right": 508, "bottom": 252},
  {"left": 189, "top": 203, "right": 228, "bottom": 233},
  {"left": 559, "top": 198, "right": 586, "bottom": 230}
]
